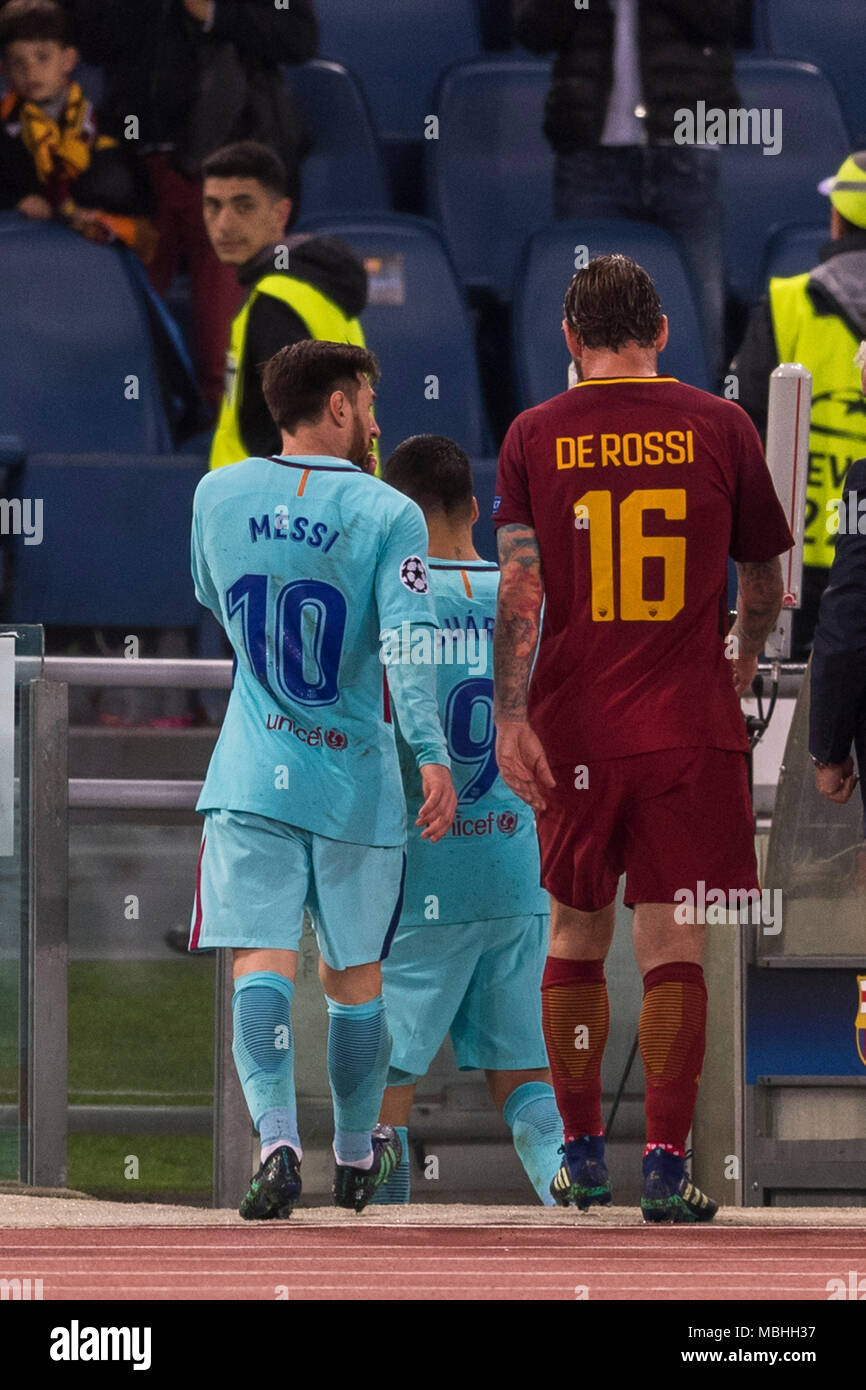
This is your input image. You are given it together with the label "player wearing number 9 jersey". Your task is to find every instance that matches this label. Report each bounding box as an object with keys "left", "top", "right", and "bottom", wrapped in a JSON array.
[
  {"left": 189, "top": 341, "right": 456, "bottom": 1219},
  {"left": 493, "top": 256, "right": 793, "bottom": 1222},
  {"left": 370, "top": 435, "right": 565, "bottom": 1207}
]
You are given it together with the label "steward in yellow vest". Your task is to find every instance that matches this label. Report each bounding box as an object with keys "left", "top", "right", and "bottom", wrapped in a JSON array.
[
  {"left": 210, "top": 239, "right": 368, "bottom": 470},
  {"left": 768, "top": 269, "right": 866, "bottom": 572},
  {"left": 201, "top": 140, "right": 369, "bottom": 470},
  {"left": 730, "top": 154, "right": 866, "bottom": 652}
]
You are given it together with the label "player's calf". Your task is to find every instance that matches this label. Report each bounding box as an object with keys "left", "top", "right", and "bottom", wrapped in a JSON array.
[
  {"left": 231, "top": 971, "right": 302, "bottom": 1216},
  {"left": 502, "top": 1080, "right": 564, "bottom": 1207}
]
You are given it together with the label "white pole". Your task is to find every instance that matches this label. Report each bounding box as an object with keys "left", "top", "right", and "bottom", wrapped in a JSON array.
[{"left": 763, "top": 363, "right": 812, "bottom": 659}]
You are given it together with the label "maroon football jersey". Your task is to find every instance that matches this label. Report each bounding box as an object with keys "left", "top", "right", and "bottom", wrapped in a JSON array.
[{"left": 494, "top": 376, "right": 794, "bottom": 762}]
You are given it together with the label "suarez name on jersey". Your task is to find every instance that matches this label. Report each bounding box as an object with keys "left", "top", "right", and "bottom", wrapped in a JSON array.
[
  {"left": 396, "top": 560, "right": 548, "bottom": 926},
  {"left": 493, "top": 377, "right": 794, "bottom": 764},
  {"left": 192, "top": 454, "right": 443, "bottom": 848}
]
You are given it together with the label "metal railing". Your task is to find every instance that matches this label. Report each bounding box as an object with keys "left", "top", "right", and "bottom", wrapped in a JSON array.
[
  {"left": 19, "top": 656, "right": 807, "bottom": 1205},
  {"left": 22, "top": 656, "right": 249, "bottom": 1206}
]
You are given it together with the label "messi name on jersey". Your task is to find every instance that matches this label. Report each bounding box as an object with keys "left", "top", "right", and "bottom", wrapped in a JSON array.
[
  {"left": 555, "top": 429, "right": 695, "bottom": 470},
  {"left": 249, "top": 508, "right": 341, "bottom": 552}
]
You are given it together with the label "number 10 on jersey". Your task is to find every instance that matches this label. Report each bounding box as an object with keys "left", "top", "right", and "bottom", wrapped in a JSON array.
[{"left": 573, "top": 487, "right": 686, "bottom": 622}]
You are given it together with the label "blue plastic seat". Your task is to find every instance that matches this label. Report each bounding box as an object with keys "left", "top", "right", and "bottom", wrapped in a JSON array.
[
  {"left": 285, "top": 61, "right": 388, "bottom": 218},
  {"left": 721, "top": 58, "right": 849, "bottom": 302},
  {"left": 298, "top": 214, "right": 490, "bottom": 460},
  {"left": 759, "top": 222, "right": 828, "bottom": 287},
  {"left": 0, "top": 220, "right": 177, "bottom": 451},
  {"left": 468, "top": 457, "right": 500, "bottom": 563},
  {"left": 8, "top": 455, "right": 206, "bottom": 627},
  {"left": 316, "top": 0, "right": 481, "bottom": 142},
  {"left": 513, "top": 219, "right": 711, "bottom": 410},
  {"left": 764, "top": 0, "right": 865, "bottom": 143},
  {"left": 427, "top": 58, "right": 554, "bottom": 299}
]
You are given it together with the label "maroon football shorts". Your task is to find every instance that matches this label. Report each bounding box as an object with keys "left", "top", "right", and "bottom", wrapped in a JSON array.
[{"left": 536, "top": 746, "right": 758, "bottom": 911}]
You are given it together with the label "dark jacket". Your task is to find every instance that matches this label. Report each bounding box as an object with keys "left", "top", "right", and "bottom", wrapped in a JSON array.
[
  {"left": 731, "top": 232, "right": 866, "bottom": 439},
  {"left": 513, "top": 0, "right": 738, "bottom": 151},
  {"left": 70, "top": 0, "right": 316, "bottom": 160},
  {"left": 809, "top": 456, "right": 866, "bottom": 804},
  {"left": 238, "top": 235, "right": 368, "bottom": 459},
  {"left": 0, "top": 88, "right": 151, "bottom": 216}
]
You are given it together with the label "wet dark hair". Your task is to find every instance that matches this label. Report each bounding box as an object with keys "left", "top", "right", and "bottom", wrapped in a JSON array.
[{"left": 563, "top": 253, "right": 663, "bottom": 351}]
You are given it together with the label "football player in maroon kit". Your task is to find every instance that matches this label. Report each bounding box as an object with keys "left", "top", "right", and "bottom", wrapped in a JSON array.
[{"left": 492, "top": 255, "right": 793, "bottom": 1222}]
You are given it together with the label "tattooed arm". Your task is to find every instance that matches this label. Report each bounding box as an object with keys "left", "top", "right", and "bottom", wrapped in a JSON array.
[
  {"left": 494, "top": 523, "right": 543, "bottom": 720},
  {"left": 729, "top": 556, "right": 784, "bottom": 696},
  {"left": 493, "top": 523, "right": 556, "bottom": 810}
]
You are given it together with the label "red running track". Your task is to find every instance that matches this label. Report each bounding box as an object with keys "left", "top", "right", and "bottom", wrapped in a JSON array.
[{"left": 1, "top": 1225, "right": 864, "bottom": 1301}]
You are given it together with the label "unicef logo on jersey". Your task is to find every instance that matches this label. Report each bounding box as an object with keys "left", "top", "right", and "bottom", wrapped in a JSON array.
[
  {"left": 450, "top": 809, "right": 520, "bottom": 838},
  {"left": 399, "top": 555, "right": 429, "bottom": 594}
]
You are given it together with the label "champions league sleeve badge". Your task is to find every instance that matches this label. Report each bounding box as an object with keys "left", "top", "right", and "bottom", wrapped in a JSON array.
[{"left": 399, "top": 555, "right": 429, "bottom": 594}]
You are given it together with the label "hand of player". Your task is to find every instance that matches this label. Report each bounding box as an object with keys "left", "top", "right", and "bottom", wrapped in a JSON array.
[
  {"left": 731, "top": 652, "right": 759, "bottom": 699},
  {"left": 416, "top": 762, "right": 457, "bottom": 842},
  {"left": 17, "top": 194, "right": 52, "bottom": 221},
  {"left": 814, "top": 757, "right": 858, "bottom": 804},
  {"left": 495, "top": 719, "right": 556, "bottom": 813}
]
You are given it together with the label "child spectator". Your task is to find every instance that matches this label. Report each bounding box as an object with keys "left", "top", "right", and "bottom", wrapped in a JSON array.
[{"left": 0, "top": 0, "right": 154, "bottom": 259}]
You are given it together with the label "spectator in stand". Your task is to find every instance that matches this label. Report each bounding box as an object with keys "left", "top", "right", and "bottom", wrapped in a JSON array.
[
  {"left": 513, "top": 0, "right": 737, "bottom": 382},
  {"left": 0, "top": 0, "right": 154, "bottom": 258},
  {"left": 731, "top": 153, "right": 866, "bottom": 656},
  {"left": 201, "top": 141, "right": 369, "bottom": 471},
  {"left": 70, "top": 0, "right": 318, "bottom": 416}
]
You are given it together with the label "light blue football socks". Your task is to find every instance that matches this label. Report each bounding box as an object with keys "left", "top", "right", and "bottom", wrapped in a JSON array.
[
  {"left": 232, "top": 971, "right": 301, "bottom": 1161},
  {"left": 504, "top": 1081, "right": 563, "bottom": 1206},
  {"left": 326, "top": 994, "right": 392, "bottom": 1167}
]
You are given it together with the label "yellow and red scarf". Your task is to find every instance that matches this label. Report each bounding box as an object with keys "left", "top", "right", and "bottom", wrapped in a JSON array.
[{"left": 2, "top": 82, "right": 108, "bottom": 187}]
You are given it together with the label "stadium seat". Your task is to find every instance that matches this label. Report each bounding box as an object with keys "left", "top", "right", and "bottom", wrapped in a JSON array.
[
  {"left": 0, "top": 219, "right": 179, "bottom": 452},
  {"left": 469, "top": 457, "right": 500, "bottom": 562},
  {"left": 759, "top": 222, "right": 828, "bottom": 287},
  {"left": 427, "top": 58, "right": 554, "bottom": 299},
  {"left": 476, "top": 0, "right": 512, "bottom": 51},
  {"left": 7, "top": 455, "right": 206, "bottom": 627},
  {"left": 296, "top": 214, "right": 491, "bottom": 460},
  {"left": 284, "top": 61, "right": 389, "bottom": 218},
  {"left": 315, "top": 0, "right": 482, "bottom": 143},
  {"left": 721, "top": 58, "right": 849, "bottom": 303},
  {"left": 764, "top": 0, "right": 866, "bottom": 144},
  {"left": 513, "top": 219, "right": 712, "bottom": 410}
]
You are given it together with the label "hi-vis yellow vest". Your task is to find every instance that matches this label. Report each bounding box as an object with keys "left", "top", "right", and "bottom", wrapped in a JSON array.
[
  {"left": 769, "top": 271, "right": 866, "bottom": 569},
  {"left": 209, "top": 274, "right": 367, "bottom": 471}
]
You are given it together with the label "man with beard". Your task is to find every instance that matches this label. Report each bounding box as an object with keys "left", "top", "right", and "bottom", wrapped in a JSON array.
[{"left": 189, "top": 340, "right": 456, "bottom": 1216}]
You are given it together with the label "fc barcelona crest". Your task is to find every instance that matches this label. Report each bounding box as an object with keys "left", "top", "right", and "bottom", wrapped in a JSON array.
[{"left": 857, "top": 976, "right": 866, "bottom": 1069}]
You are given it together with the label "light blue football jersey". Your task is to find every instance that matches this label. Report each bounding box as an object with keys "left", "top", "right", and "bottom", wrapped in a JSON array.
[
  {"left": 192, "top": 454, "right": 447, "bottom": 847},
  {"left": 398, "top": 559, "right": 548, "bottom": 924}
]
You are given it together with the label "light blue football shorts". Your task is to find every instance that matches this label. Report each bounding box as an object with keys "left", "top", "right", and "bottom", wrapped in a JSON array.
[
  {"left": 381, "top": 913, "right": 550, "bottom": 1078},
  {"left": 190, "top": 808, "right": 406, "bottom": 971}
]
